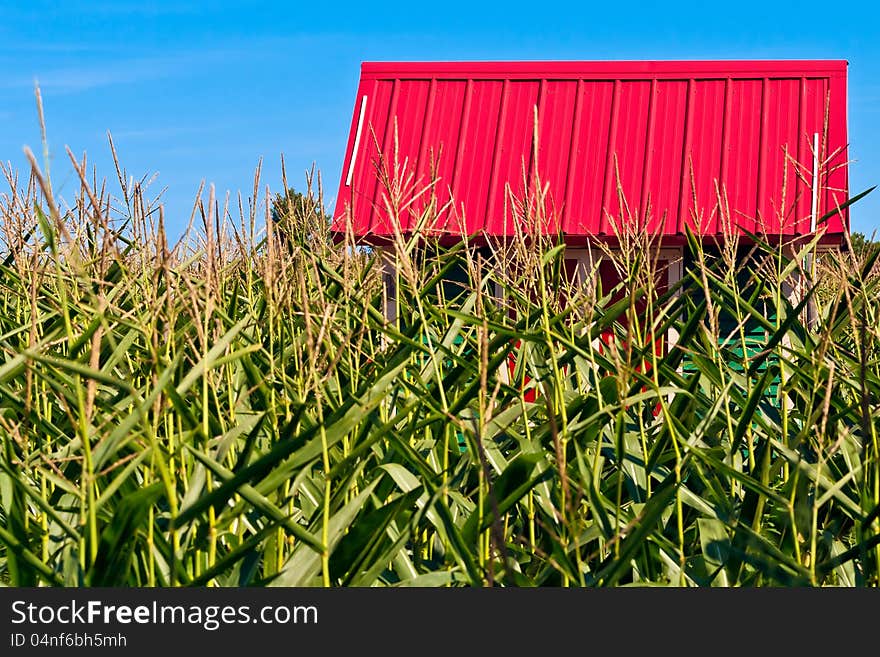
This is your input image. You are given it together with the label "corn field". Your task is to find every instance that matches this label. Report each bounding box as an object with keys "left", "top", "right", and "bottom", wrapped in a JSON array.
[{"left": 0, "top": 126, "right": 878, "bottom": 587}]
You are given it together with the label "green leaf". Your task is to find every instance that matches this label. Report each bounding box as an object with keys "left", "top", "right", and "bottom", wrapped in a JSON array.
[
  {"left": 88, "top": 482, "right": 164, "bottom": 586},
  {"left": 271, "top": 478, "right": 381, "bottom": 587}
]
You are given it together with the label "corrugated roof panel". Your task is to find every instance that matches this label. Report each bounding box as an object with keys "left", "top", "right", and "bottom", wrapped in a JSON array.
[
  {"left": 680, "top": 79, "right": 725, "bottom": 234},
  {"left": 486, "top": 80, "right": 540, "bottom": 233},
  {"left": 352, "top": 78, "right": 394, "bottom": 234},
  {"left": 725, "top": 79, "right": 763, "bottom": 234},
  {"left": 826, "top": 73, "right": 848, "bottom": 229},
  {"left": 450, "top": 80, "right": 503, "bottom": 234},
  {"left": 645, "top": 79, "right": 688, "bottom": 235},
  {"left": 760, "top": 78, "right": 800, "bottom": 232},
  {"left": 796, "top": 78, "right": 815, "bottom": 231},
  {"left": 564, "top": 80, "right": 614, "bottom": 235},
  {"left": 390, "top": 79, "right": 430, "bottom": 232},
  {"left": 332, "top": 60, "right": 849, "bottom": 242},
  {"left": 534, "top": 80, "right": 577, "bottom": 232},
  {"left": 420, "top": 79, "right": 466, "bottom": 231},
  {"left": 604, "top": 80, "right": 651, "bottom": 233},
  {"left": 812, "top": 77, "right": 833, "bottom": 229}
]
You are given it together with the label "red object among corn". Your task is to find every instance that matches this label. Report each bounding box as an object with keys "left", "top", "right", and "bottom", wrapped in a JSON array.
[{"left": 332, "top": 60, "right": 848, "bottom": 244}]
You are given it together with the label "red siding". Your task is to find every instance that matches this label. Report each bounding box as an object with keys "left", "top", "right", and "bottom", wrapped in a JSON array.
[{"left": 333, "top": 60, "right": 848, "bottom": 242}]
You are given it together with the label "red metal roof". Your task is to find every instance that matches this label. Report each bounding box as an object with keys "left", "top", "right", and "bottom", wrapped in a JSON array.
[{"left": 331, "top": 60, "right": 848, "bottom": 242}]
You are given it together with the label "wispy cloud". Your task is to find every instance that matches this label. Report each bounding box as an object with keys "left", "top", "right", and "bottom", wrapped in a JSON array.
[
  {"left": 84, "top": 2, "right": 204, "bottom": 16},
  {"left": 0, "top": 42, "right": 117, "bottom": 55},
  {"left": 0, "top": 47, "right": 252, "bottom": 95},
  {"left": 31, "top": 65, "right": 169, "bottom": 94},
  {"left": 5, "top": 1, "right": 204, "bottom": 22},
  {"left": 105, "top": 123, "right": 230, "bottom": 141},
  {"left": 107, "top": 127, "right": 188, "bottom": 140}
]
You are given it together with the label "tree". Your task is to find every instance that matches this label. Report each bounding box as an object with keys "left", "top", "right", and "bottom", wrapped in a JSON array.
[
  {"left": 849, "top": 231, "right": 879, "bottom": 260},
  {"left": 270, "top": 187, "right": 330, "bottom": 250}
]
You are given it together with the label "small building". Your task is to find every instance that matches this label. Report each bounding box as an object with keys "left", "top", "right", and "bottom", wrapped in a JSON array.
[{"left": 330, "top": 60, "right": 849, "bottom": 315}]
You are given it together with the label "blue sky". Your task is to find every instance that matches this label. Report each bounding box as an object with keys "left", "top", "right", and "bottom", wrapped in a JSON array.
[{"left": 1, "top": 1, "right": 877, "bottom": 240}]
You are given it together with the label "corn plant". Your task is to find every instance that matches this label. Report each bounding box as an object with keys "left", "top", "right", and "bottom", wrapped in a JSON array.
[{"left": 0, "top": 118, "right": 878, "bottom": 587}]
